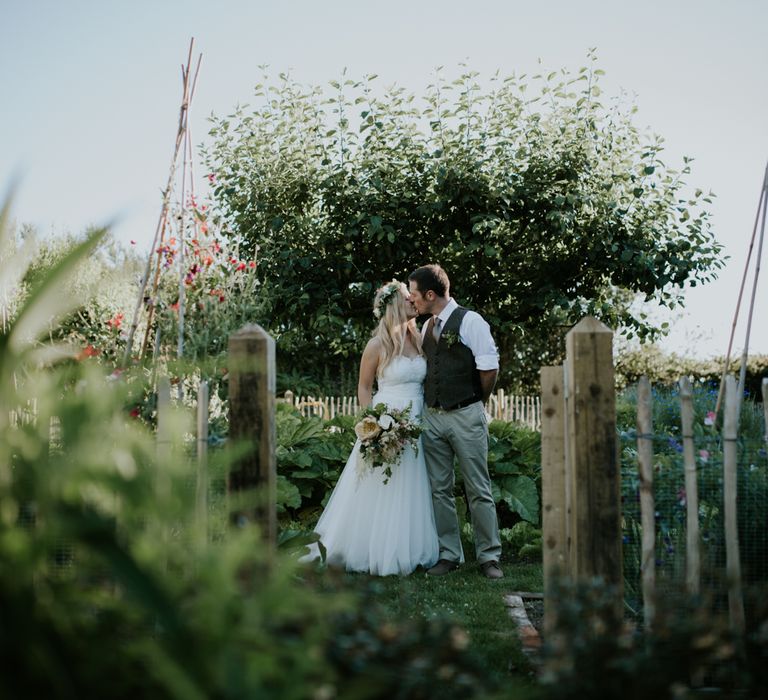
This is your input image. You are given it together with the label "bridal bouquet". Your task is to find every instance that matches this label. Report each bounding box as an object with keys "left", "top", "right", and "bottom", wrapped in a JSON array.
[{"left": 354, "top": 403, "right": 421, "bottom": 483}]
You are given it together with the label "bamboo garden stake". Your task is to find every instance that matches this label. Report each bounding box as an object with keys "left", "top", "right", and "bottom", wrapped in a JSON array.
[
  {"left": 123, "top": 38, "right": 202, "bottom": 367},
  {"left": 715, "top": 162, "right": 767, "bottom": 416},
  {"left": 636, "top": 376, "right": 655, "bottom": 629},
  {"left": 679, "top": 377, "right": 700, "bottom": 595},
  {"left": 722, "top": 375, "right": 745, "bottom": 635},
  {"left": 540, "top": 366, "right": 566, "bottom": 634}
]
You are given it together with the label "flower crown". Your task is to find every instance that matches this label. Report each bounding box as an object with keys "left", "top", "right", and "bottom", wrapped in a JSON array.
[{"left": 373, "top": 280, "right": 402, "bottom": 320}]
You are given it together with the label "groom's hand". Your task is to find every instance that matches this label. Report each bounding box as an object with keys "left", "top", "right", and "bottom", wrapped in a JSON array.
[{"left": 479, "top": 369, "right": 498, "bottom": 402}]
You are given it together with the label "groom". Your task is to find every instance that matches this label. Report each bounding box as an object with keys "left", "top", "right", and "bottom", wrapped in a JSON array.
[{"left": 407, "top": 264, "right": 503, "bottom": 579}]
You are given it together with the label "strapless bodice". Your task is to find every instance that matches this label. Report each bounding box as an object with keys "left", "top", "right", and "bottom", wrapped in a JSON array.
[{"left": 373, "top": 355, "right": 426, "bottom": 412}]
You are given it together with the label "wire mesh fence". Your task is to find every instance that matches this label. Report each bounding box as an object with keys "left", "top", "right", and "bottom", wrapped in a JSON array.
[{"left": 618, "top": 385, "right": 768, "bottom": 618}]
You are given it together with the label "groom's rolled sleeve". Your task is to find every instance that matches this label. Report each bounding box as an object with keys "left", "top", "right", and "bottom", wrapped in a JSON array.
[{"left": 460, "top": 313, "right": 499, "bottom": 371}]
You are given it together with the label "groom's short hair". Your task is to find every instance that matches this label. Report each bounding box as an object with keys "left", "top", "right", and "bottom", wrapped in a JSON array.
[{"left": 409, "top": 265, "right": 449, "bottom": 298}]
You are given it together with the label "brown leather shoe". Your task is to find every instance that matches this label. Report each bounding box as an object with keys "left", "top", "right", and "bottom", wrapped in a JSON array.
[
  {"left": 480, "top": 561, "right": 504, "bottom": 579},
  {"left": 426, "top": 559, "right": 460, "bottom": 576}
]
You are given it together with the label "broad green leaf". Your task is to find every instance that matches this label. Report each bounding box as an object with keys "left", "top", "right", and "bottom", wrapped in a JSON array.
[
  {"left": 276, "top": 475, "right": 302, "bottom": 509},
  {"left": 500, "top": 475, "right": 539, "bottom": 524}
]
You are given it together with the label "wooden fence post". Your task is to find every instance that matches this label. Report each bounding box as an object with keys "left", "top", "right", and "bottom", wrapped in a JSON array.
[
  {"left": 723, "top": 374, "right": 745, "bottom": 635},
  {"left": 196, "top": 380, "right": 209, "bottom": 545},
  {"left": 564, "top": 317, "right": 622, "bottom": 592},
  {"left": 679, "top": 376, "right": 700, "bottom": 596},
  {"left": 227, "top": 324, "right": 277, "bottom": 546},
  {"left": 156, "top": 377, "right": 172, "bottom": 497},
  {"left": 762, "top": 378, "right": 768, "bottom": 437},
  {"left": 636, "top": 375, "right": 655, "bottom": 629},
  {"left": 541, "top": 365, "right": 566, "bottom": 634}
]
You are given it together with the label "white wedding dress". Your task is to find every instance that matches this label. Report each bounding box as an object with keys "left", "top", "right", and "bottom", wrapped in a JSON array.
[{"left": 304, "top": 355, "right": 439, "bottom": 575}]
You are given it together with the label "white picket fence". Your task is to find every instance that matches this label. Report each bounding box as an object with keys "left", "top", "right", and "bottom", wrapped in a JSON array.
[{"left": 281, "top": 388, "right": 541, "bottom": 430}]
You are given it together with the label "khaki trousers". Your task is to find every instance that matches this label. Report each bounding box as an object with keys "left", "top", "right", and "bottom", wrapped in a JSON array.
[{"left": 422, "top": 401, "right": 501, "bottom": 564}]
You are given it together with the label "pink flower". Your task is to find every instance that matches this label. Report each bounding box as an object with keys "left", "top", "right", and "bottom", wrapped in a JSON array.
[
  {"left": 130, "top": 239, "right": 136, "bottom": 245},
  {"left": 77, "top": 343, "right": 100, "bottom": 360},
  {"left": 699, "top": 449, "right": 709, "bottom": 463},
  {"left": 704, "top": 411, "right": 716, "bottom": 427},
  {"left": 107, "top": 312, "right": 124, "bottom": 329}
]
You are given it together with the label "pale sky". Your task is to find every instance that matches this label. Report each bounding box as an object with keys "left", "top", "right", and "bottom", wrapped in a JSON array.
[{"left": 2, "top": 0, "right": 767, "bottom": 357}]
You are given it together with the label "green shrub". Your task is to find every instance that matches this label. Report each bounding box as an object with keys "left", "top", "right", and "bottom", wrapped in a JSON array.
[
  {"left": 540, "top": 578, "right": 768, "bottom": 699},
  {"left": 615, "top": 343, "right": 768, "bottom": 398}
]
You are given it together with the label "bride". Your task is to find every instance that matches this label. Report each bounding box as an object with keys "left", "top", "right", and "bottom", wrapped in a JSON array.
[{"left": 303, "top": 280, "right": 439, "bottom": 575}]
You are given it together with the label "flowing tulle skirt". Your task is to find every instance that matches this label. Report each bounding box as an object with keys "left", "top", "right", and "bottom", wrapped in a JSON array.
[{"left": 304, "top": 434, "right": 439, "bottom": 576}]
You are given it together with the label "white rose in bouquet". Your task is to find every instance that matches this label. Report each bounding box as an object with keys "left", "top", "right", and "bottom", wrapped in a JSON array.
[
  {"left": 378, "top": 413, "right": 395, "bottom": 430},
  {"left": 355, "top": 415, "right": 382, "bottom": 441}
]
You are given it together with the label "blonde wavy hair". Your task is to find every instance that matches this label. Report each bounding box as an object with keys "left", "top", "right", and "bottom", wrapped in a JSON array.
[{"left": 371, "top": 280, "right": 420, "bottom": 374}]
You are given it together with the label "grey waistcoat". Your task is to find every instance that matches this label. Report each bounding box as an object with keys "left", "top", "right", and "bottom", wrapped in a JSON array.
[{"left": 422, "top": 306, "right": 483, "bottom": 410}]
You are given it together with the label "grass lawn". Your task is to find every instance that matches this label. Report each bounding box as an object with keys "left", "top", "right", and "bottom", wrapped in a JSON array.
[{"left": 337, "top": 555, "right": 545, "bottom": 697}]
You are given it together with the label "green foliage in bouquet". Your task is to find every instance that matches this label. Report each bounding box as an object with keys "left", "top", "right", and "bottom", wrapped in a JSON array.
[{"left": 354, "top": 402, "right": 422, "bottom": 483}]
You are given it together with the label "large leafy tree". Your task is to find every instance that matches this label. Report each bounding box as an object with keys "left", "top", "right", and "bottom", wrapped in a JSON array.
[{"left": 202, "top": 56, "right": 723, "bottom": 389}]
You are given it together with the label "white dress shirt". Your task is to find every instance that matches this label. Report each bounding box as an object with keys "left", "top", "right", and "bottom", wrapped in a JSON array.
[{"left": 422, "top": 298, "right": 499, "bottom": 371}]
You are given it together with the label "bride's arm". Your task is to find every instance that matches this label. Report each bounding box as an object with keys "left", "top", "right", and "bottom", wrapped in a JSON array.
[{"left": 357, "top": 338, "right": 381, "bottom": 407}]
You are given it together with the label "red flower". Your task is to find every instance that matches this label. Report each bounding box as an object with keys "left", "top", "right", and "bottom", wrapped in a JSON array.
[
  {"left": 237, "top": 262, "right": 246, "bottom": 271},
  {"left": 203, "top": 256, "right": 213, "bottom": 266},
  {"left": 171, "top": 301, "right": 179, "bottom": 312},
  {"left": 213, "top": 242, "right": 221, "bottom": 253},
  {"left": 207, "top": 173, "right": 216, "bottom": 183},
  {"left": 248, "top": 261, "right": 256, "bottom": 268},
  {"left": 107, "top": 312, "right": 124, "bottom": 329},
  {"left": 77, "top": 344, "right": 100, "bottom": 360},
  {"left": 129, "top": 407, "right": 140, "bottom": 418}
]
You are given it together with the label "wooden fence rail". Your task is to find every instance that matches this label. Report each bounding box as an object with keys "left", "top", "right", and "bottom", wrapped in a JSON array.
[{"left": 280, "top": 388, "right": 541, "bottom": 429}]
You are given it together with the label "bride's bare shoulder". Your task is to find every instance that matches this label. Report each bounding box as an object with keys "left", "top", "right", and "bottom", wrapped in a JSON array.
[{"left": 362, "top": 336, "right": 383, "bottom": 358}]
